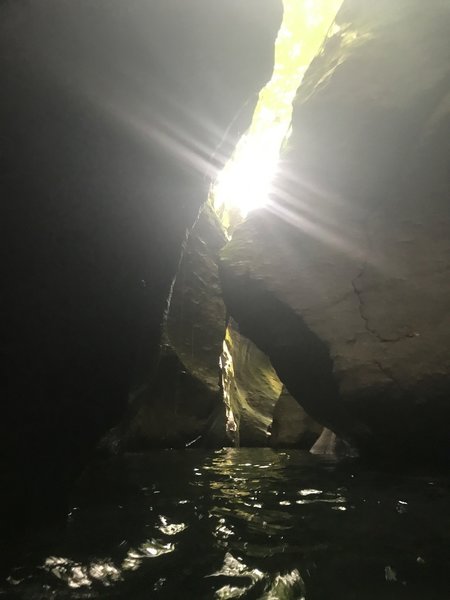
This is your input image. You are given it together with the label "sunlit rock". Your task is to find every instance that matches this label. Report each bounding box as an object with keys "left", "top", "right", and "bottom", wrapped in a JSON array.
[
  {"left": 118, "top": 203, "right": 300, "bottom": 449},
  {"left": 220, "top": 0, "right": 450, "bottom": 460},
  {"left": 221, "top": 322, "right": 283, "bottom": 446},
  {"left": 118, "top": 201, "right": 313, "bottom": 450}
]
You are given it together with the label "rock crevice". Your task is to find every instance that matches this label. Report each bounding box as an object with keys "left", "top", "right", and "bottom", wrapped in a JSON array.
[
  {"left": 351, "top": 265, "right": 403, "bottom": 344},
  {"left": 218, "top": 0, "right": 450, "bottom": 461}
]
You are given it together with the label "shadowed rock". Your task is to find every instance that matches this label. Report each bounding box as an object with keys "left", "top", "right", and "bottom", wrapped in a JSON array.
[
  {"left": 0, "top": 0, "right": 282, "bottom": 534},
  {"left": 220, "top": 0, "right": 450, "bottom": 461},
  {"left": 120, "top": 204, "right": 229, "bottom": 448},
  {"left": 271, "top": 387, "right": 322, "bottom": 449}
]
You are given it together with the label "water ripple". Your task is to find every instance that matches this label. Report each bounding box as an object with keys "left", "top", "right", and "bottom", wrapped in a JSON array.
[{"left": 3, "top": 449, "right": 450, "bottom": 599}]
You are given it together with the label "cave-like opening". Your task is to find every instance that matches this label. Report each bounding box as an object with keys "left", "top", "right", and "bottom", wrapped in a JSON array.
[
  {"left": 3, "top": 0, "right": 450, "bottom": 596},
  {"left": 211, "top": 0, "right": 344, "bottom": 447},
  {"left": 211, "top": 0, "right": 344, "bottom": 231}
]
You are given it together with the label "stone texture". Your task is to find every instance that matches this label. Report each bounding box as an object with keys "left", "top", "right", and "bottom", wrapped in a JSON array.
[
  {"left": 220, "top": 0, "right": 450, "bottom": 461},
  {"left": 270, "top": 387, "right": 322, "bottom": 449},
  {"left": 122, "top": 212, "right": 318, "bottom": 450},
  {"left": 121, "top": 204, "right": 229, "bottom": 448},
  {"left": 221, "top": 321, "right": 283, "bottom": 446}
]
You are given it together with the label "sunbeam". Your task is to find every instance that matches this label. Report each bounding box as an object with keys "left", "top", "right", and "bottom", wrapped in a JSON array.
[{"left": 211, "top": 0, "right": 344, "bottom": 231}]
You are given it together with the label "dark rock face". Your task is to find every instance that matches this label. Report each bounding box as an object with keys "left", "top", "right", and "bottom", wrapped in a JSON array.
[
  {"left": 0, "top": 0, "right": 282, "bottom": 536},
  {"left": 120, "top": 204, "right": 229, "bottom": 448},
  {"left": 220, "top": 234, "right": 370, "bottom": 448},
  {"left": 120, "top": 207, "right": 321, "bottom": 450},
  {"left": 220, "top": 0, "right": 450, "bottom": 461},
  {"left": 310, "top": 428, "right": 357, "bottom": 458},
  {"left": 271, "top": 387, "right": 322, "bottom": 449}
]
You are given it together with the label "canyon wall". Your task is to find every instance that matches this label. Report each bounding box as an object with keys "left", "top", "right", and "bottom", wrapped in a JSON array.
[{"left": 220, "top": 0, "right": 450, "bottom": 461}]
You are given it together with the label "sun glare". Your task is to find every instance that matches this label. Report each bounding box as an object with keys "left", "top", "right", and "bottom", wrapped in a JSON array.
[
  {"left": 213, "top": 124, "right": 283, "bottom": 217},
  {"left": 211, "top": 0, "right": 344, "bottom": 232}
]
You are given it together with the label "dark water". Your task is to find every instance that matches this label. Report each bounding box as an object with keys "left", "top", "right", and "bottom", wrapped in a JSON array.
[{"left": 3, "top": 449, "right": 450, "bottom": 599}]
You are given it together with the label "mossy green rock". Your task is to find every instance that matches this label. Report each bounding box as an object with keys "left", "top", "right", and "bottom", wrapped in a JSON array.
[{"left": 222, "top": 322, "right": 282, "bottom": 446}]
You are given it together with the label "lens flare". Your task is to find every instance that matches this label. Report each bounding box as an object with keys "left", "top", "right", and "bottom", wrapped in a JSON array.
[{"left": 212, "top": 0, "right": 344, "bottom": 230}]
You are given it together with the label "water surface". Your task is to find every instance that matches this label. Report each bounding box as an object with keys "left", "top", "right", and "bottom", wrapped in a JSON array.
[{"left": 3, "top": 449, "right": 450, "bottom": 599}]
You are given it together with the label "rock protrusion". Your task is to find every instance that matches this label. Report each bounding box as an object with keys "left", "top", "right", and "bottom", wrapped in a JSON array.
[
  {"left": 219, "top": 0, "right": 450, "bottom": 461},
  {"left": 121, "top": 205, "right": 229, "bottom": 448},
  {"left": 270, "top": 387, "right": 322, "bottom": 449}
]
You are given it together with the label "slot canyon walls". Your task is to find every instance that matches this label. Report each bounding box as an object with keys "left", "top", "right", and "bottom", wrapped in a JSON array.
[
  {"left": 0, "top": 0, "right": 282, "bottom": 538},
  {"left": 107, "top": 0, "right": 450, "bottom": 461},
  {"left": 220, "top": 0, "right": 450, "bottom": 461}
]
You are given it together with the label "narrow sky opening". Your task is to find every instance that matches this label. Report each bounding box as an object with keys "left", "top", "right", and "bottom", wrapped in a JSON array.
[{"left": 211, "top": 0, "right": 344, "bottom": 232}]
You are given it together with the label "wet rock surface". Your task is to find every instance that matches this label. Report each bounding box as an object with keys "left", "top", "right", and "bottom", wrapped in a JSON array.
[
  {"left": 221, "top": 322, "right": 283, "bottom": 447},
  {"left": 120, "top": 205, "right": 229, "bottom": 449},
  {"left": 120, "top": 206, "right": 321, "bottom": 451},
  {"left": 220, "top": 0, "right": 450, "bottom": 461}
]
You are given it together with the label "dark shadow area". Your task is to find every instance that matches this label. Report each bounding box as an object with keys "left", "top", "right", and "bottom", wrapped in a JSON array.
[{"left": 0, "top": 0, "right": 282, "bottom": 548}]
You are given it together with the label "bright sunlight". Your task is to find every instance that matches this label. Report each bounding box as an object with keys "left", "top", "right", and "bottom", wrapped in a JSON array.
[{"left": 211, "top": 0, "right": 344, "bottom": 231}]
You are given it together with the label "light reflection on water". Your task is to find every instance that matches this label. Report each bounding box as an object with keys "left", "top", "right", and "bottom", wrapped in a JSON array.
[{"left": 3, "top": 448, "right": 450, "bottom": 599}]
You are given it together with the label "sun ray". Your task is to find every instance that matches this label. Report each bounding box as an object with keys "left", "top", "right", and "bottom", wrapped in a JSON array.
[{"left": 211, "top": 0, "right": 344, "bottom": 233}]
